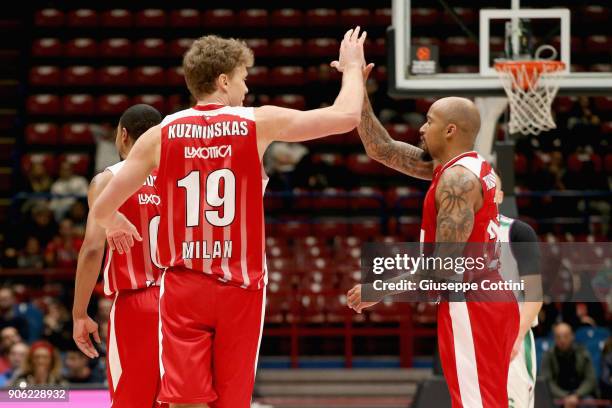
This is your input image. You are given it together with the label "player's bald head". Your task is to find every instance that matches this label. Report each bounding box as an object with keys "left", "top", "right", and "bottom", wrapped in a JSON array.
[{"left": 430, "top": 97, "right": 481, "bottom": 147}]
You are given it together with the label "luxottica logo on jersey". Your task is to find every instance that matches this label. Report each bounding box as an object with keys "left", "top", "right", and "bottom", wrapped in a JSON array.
[
  {"left": 138, "top": 194, "right": 160, "bottom": 205},
  {"left": 184, "top": 145, "right": 232, "bottom": 160}
]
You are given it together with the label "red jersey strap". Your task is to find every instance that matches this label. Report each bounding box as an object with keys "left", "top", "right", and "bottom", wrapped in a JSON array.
[{"left": 192, "top": 103, "right": 226, "bottom": 112}]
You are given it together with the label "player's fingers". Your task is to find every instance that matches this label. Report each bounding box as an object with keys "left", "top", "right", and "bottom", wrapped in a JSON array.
[
  {"left": 107, "top": 236, "right": 116, "bottom": 251},
  {"left": 344, "top": 29, "right": 353, "bottom": 42},
  {"left": 364, "top": 63, "right": 375, "bottom": 79},
  {"left": 112, "top": 236, "right": 123, "bottom": 254},
  {"left": 120, "top": 237, "right": 131, "bottom": 254},
  {"left": 351, "top": 26, "right": 361, "bottom": 42},
  {"left": 330, "top": 60, "right": 339, "bottom": 68},
  {"left": 132, "top": 228, "right": 142, "bottom": 242},
  {"left": 76, "top": 338, "right": 95, "bottom": 358},
  {"left": 359, "top": 30, "right": 368, "bottom": 45},
  {"left": 126, "top": 233, "right": 134, "bottom": 248}
]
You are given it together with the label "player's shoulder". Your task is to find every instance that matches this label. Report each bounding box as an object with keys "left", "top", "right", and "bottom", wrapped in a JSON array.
[
  {"left": 510, "top": 218, "right": 538, "bottom": 242},
  {"left": 160, "top": 107, "right": 199, "bottom": 126}
]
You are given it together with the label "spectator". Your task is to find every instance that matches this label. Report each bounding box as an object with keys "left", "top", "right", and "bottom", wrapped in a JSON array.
[
  {"left": 66, "top": 200, "right": 87, "bottom": 237},
  {"left": 0, "top": 288, "right": 29, "bottom": 341},
  {"left": 601, "top": 337, "right": 612, "bottom": 400},
  {"left": 11, "top": 340, "right": 65, "bottom": 386},
  {"left": 264, "top": 142, "right": 308, "bottom": 190},
  {"left": 0, "top": 326, "right": 22, "bottom": 373},
  {"left": 44, "top": 219, "right": 83, "bottom": 268},
  {"left": 63, "top": 347, "right": 105, "bottom": 384},
  {"left": 21, "top": 202, "right": 57, "bottom": 248},
  {"left": 0, "top": 342, "right": 28, "bottom": 386},
  {"left": 48, "top": 161, "right": 88, "bottom": 222},
  {"left": 17, "top": 236, "right": 44, "bottom": 269},
  {"left": 92, "top": 123, "right": 119, "bottom": 174},
  {"left": 42, "top": 299, "right": 72, "bottom": 350},
  {"left": 542, "top": 322, "right": 598, "bottom": 408},
  {"left": 26, "top": 162, "right": 52, "bottom": 193}
]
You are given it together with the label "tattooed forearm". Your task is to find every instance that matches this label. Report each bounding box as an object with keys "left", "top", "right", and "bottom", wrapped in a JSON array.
[
  {"left": 435, "top": 168, "right": 478, "bottom": 243},
  {"left": 358, "top": 94, "right": 434, "bottom": 180}
]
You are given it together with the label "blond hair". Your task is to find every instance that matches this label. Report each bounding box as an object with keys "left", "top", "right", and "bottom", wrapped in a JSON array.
[{"left": 183, "top": 35, "right": 254, "bottom": 99}]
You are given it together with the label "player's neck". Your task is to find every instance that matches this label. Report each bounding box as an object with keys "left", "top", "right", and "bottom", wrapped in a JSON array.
[
  {"left": 438, "top": 147, "right": 474, "bottom": 167},
  {"left": 196, "top": 94, "right": 228, "bottom": 107}
]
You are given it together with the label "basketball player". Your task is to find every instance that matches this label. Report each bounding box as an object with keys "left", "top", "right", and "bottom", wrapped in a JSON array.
[
  {"left": 72, "top": 104, "right": 163, "bottom": 407},
  {"left": 347, "top": 94, "right": 519, "bottom": 407},
  {"left": 90, "top": 28, "right": 367, "bottom": 408},
  {"left": 495, "top": 175, "right": 543, "bottom": 408}
]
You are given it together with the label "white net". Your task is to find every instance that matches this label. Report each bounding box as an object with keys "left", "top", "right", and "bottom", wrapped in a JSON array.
[{"left": 495, "top": 61, "right": 564, "bottom": 136}]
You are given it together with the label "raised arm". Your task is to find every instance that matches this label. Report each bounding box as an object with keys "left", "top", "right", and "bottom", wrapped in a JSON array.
[
  {"left": 72, "top": 171, "right": 112, "bottom": 358},
  {"left": 359, "top": 94, "right": 433, "bottom": 180},
  {"left": 255, "top": 27, "right": 365, "bottom": 147}
]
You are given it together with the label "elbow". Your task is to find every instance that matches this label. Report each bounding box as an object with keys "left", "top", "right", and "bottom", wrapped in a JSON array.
[{"left": 337, "top": 111, "right": 361, "bottom": 133}]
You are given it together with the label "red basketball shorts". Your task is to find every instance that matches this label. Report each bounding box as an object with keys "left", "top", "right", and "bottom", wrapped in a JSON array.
[
  {"left": 107, "top": 286, "right": 162, "bottom": 408},
  {"left": 157, "top": 267, "right": 266, "bottom": 407}
]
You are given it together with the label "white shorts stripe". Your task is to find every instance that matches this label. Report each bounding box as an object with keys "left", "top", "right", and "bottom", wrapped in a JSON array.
[
  {"left": 253, "top": 288, "right": 267, "bottom": 380},
  {"left": 108, "top": 293, "right": 122, "bottom": 395},
  {"left": 158, "top": 271, "right": 166, "bottom": 380},
  {"left": 103, "top": 251, "right": 113, "bottom": 296},
  {"left": 240, "top": 179, "right": 250, "bottom": 288},
  {"left": 449, "top": 302, "right": 484, "bottom": 408}
]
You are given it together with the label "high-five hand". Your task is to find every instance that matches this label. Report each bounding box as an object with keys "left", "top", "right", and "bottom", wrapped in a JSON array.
[
  {"left": 105, "top": 212, "right": 142, "bottom": 255},
  {"left": 331, "top": 26, "right": 368, "bottom": 72}
]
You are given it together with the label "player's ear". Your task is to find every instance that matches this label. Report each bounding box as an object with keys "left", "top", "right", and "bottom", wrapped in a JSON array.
[
  {"left": 218, "top": 73, "right": 229, "bottom": 91},
  {"left": 445, "top": 123, "right": 457, "bottom": 138}
]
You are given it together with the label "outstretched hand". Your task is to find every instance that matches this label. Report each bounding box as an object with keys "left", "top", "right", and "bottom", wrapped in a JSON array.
[
  {"left": 347, "top": 284, "right": 380, "bottom": 314},
  {"left": 330, "top": 26, "right": 368, "bottom": 73},
  {"left": 105, "top": 212, "right": 142, "bottom": 255}
]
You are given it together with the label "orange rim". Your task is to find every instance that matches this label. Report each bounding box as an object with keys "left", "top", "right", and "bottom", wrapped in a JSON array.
[{"left": 495, "top": 60, "right": 565, "bottom": 90}]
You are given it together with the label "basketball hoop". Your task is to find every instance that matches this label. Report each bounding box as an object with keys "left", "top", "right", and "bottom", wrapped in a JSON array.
[{"left": 495, "top": 51, "right": 565, "bottom": 135}]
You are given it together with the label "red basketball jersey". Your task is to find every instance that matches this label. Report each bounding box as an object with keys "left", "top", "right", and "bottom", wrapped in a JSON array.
[
  {"left": 103, "top": 162, "right": 163, "bottom": 295},
  {"left": 420, "top": 151, "right": 499, "bottom": 244},
  {"left": 156, "top": 104, "right": 268, "bottom": 290}
]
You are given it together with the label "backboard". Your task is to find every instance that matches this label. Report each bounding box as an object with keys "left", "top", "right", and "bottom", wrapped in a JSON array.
[{"left": 389, "top": 0, "right": 612, "bottom": 97}]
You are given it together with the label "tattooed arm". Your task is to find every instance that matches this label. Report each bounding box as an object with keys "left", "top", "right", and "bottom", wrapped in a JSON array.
[{"left": 358, "top": 94, "right": 434, "bottom": 180}]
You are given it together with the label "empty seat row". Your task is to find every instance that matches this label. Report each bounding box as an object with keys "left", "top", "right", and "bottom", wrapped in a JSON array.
[
  {"left": 32, "top": 37, "right": 387, "bottom": 58},
  {"left": 26, "top": 94, "right": 181, "bottom": 116},
  {"left": 21, "top": 153, "right": 90, "bottom": 177},
  {"left": 35, "top": 8, "right": 392, "bottom": 28}
]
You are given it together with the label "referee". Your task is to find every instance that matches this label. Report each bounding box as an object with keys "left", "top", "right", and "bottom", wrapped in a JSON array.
[{"left": 494, "top": 174, "right": 543, "bottom": 408}]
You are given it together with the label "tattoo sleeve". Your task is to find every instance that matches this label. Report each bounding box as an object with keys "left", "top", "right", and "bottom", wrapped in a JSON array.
[
  {"left": 435, "top": 167, "right": 477, "bottom": 243},
  {"left": 358, "top": 94, "right": 434, "bottom": 180}
]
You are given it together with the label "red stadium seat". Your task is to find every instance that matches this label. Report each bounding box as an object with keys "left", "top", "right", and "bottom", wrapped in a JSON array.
[
  {"left": 373, "top": 8, "right": 392, "bottom": 27},
  {"left": 100, "top": 38, "right": 132, "bottom": 58},
  {"left": 416, "top": 98, "right": 436, "bottom": 114},
  {"left": 351, "top": 218, "right": 382, "bottom": 238},
  {"left": 551, "top": 36, "right": 582, "bottom": 55},
  {"left": 21, "top": 153, "right": 58, "bottom": 176},
  {"left": 25, "top": 124, "right": 59, "bottom": 145},
  {"left": 605, "top": 153, "right": 612, "bottom": 173},
  {"left": 276, "top": 221, "right": 311, "bottom": 239},
  {"left": 59, "top": 153, "right": 90, "bottom": 176},
  {"left": 26, "top": 95, "right": 61, "bottom": 115},
  {"left": 202, "top": 9, "right": 236, "bottom": 28},
  {"left": 602, "top": 122, "right": 612, "bottom": 135},
  {"left": 346, "top": 153, "right": 388, "bottom": 176},
  {"left": 582, "top": 5, "right": 609, "bottom": 23},
  {"left": 271, "top": 9, "right": 303, "bottom": 27},
  {"left": 315, "top": 188, "right": 349, "bottom": 210},
  {"left": 65, "top": 38, "right": 97, "bottom": 58},
  {"left": 238, "top": 9, "right": 269, "bottom": 27},
  {"left": 66, "top": 9, "right": 98, "bottom": 27},
  {"left": 350, "top": 187, "right": 384, "bottom": 210},
  {"left": 167, "top": 94, "right": 186, "bottom": 113},
  {"left": 32, "top": 38, "right": 62, "bottom": 57},
  {"left": 306, "top": 9, "right": 338, "bottom": 27},
  {"left": 63, "top": 94, "right": 95, "bottom": 115},
  {"left": 411, "top": 8, "right": 439, "bottom": 26},
  {"left": 386, "top": 186, "right": 423, "bottom": 210},
  {"left": 166, "top": 67, "right": 185, "bottom": 86},
  {"left": 35, "top": 9, "right": 64, "bottom": 27},
  {"left": 340, "top": 8, "right": 371, "bottom": 26},
  {"left": 272, "top": 38, "right": 304, "bottom": 57},
  {"left": 442, "top": 7, "right": 476, "bottom": 24},
  {"left": 594, "top": 97, "right": 612, "bottom": 113},
  {"left": 271, "top": 66, "right": 305, "bottom": 86},
  {"left": 306, "top": 38, "right": 339, "bottom": 57},
  {"left": 396, "top": 216, "right": 421, "bottom": 240},
  {"left": 101, "top": 9, "right": 132, "bottom": 27},
  {"left": 514, "top": 153, "right": 528, "bottom": 176},
  {"left": 170, "top": 9, "right": 201, "bottom": 27},
  {"left": 63, "top": 66, "right": 95, "bottom": 86},
  {"left": 313, "top": 220, "right": 349, "bottom": 238},
  {"left": 132, "top": 66, "right": 165, "bottom": 86},
  {"left": 132, "top": 94, "right": 165, "bottom": 113},
  {"left": 312, "top": 153, "right": 345, "bottom": 167},
  {"left": 97, "top": 94, "right": 130, "bottom": 115},
  {"left": 61, "top": 123, "right": 94, "bottom": 145},
  {"left": 443, "top": 36, "right": 478, "bottom": 57},
  {"left": 306, "top": 64, "right": 342, "bottom": 84},
  {"left": 169, "top": 38, "right": 193, "bottom": 57},
  {"left": 374, "top": 65, "right": 387, "bottom": 82},
  {"left": 245, "top": 39, "right": 270, "bottom": 57},
  {"left": 271, "top": 94, "right": 306, "bottom": 110},
  {"left": 247, "top": 66, "right": 269, "bottom": 86},
  {"left": 135, "top": 9, "right": 166, "bottom": 27},
  {"left": 366, "top": 38, "right": 386, "bottom": 58},
  {"left": 98, "top": 66, "right": 130, "bottom": 86},
  {"left": 135, "top": 38, "right": 166, "bottom": 58},
  {"left": 585, "top": 36, "right": 611, "bottom": 54},
  {"left": 29, "top": 66, "right": 61, "bottom": 86},
  {"left": 490, "top": 37, "right": 505, "bottom": 53},
  {"left": 412, "top": 37, "right": 441, "bottom": 47},
  {"left": 385, "top": 124, "right": 419, "bottom": 144}
]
